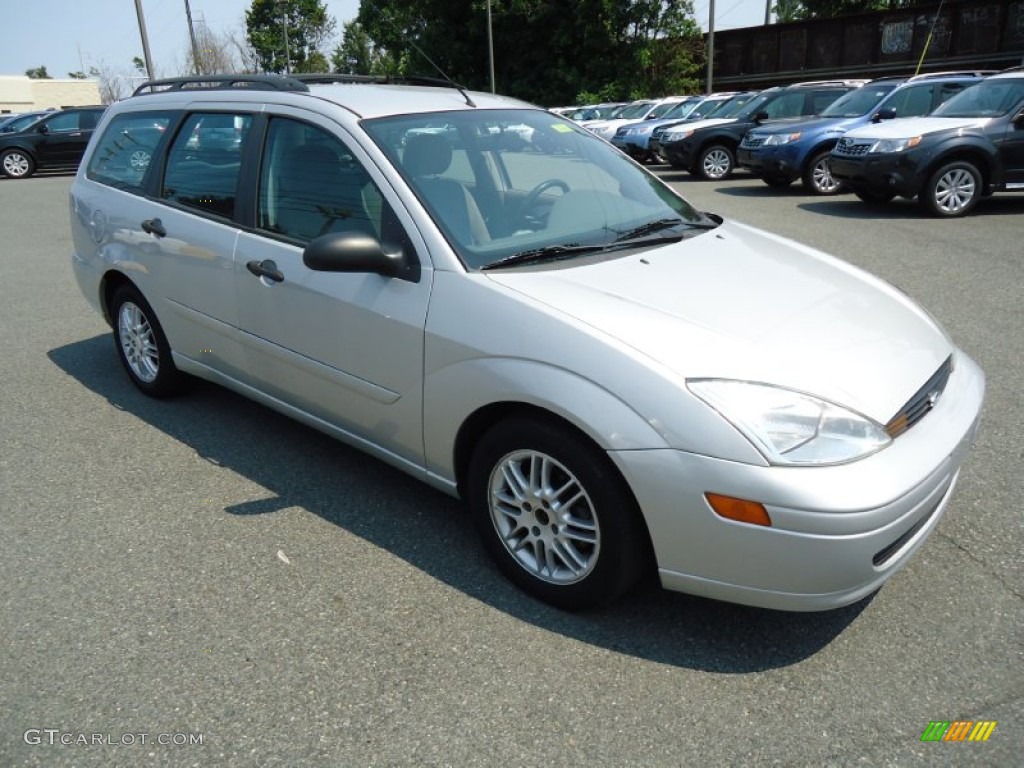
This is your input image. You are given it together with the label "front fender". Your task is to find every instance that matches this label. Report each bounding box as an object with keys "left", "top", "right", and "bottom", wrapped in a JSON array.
[{"left": 423, "top": 357, "right": 670, "bottom": 483}]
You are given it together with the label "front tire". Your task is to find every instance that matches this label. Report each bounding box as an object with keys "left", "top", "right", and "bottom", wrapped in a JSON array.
[
  {"left": 803, "top": 150, "right": 845, "bottom": 195},
  {"left": 1, "top": 148, "right": 35, "bottom": 179},
  {"left": 467, "top": 417, "right": 650, "bottom": 610},
  {"left": 110, "top": 284, "right": 185, "bottom": 397},
  {"left": 919, "top": 160, "right": 982, "bottom": 217},
  {"left": 696, "top": 144, "right": 734, "bottom": 181}
]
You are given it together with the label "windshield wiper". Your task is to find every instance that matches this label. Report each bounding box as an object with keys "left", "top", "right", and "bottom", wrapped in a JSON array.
[
  {"left": 614, "top": 216, "right": 717, "bottom": 243},
  {"left": 481, "top": 243, "right": 605, "bottom": 270}
]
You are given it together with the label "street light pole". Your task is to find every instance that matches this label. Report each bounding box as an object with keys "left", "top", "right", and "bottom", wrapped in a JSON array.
[
  {"left": 706, "top": 0, "right": 715, "bottom": 94},
  {"left": 184, "top": 0, "right": 202, "bottom": 75},
  {"left": 487, "top": 0, "right": 496, "bottom": 93}
]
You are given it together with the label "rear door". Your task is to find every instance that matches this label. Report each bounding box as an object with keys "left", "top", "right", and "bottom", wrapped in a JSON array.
[{"left": 997, "top": 98, "right": 1024, "bottom": 187}]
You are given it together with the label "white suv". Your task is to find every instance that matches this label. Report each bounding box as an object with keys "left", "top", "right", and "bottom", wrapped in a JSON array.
[{"left": 70, "top": 75, "right": 984, "bottom": 612}]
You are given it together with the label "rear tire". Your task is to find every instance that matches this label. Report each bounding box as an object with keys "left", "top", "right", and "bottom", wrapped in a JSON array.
[
  {"left": 467, "top": 417, "right": 650, "bottom": 610},
  {"left": 110, "top": 284, "right": 185, "bottom": 397},
  {"left": 802, "top": 150, "right": 845, "bottom": 195},
  {"left": 918, "top": 160, "right": 982, "bottom": 217},
  {"left": 1, "top": 148, "right": 35, "bottom": 179}
]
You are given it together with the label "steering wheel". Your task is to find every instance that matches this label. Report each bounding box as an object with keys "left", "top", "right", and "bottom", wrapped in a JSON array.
[{"left": 515, "top": 178, "right": 570, "bottom": 228}]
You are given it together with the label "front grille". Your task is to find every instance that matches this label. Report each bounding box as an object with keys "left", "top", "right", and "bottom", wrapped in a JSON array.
[
  {"left": 741, "top": 136, "right": 764, "bottom": 149},
  {"left": 885, "top": 356, "right": 953, "bottom": 438},
  {"left": 833, "top": 139, "right": 870, "bottom": 157}
]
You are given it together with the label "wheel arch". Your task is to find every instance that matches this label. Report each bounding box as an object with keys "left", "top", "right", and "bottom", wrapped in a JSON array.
[
  {"left": 99, "top": 270, "right": 141, "bottom": 327},
  {"left": 924, "top": 145, "right": 995, "bottom": 191}
]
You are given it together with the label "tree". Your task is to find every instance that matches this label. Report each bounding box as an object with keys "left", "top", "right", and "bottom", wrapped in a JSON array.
[
  {"left": 68, "top": 71, "right": 88, "bottom": 79},
  {"left": 773, "top": 0, "right": 917, "bottom": 21},
  {"left": 332, "top": 20, "right": 394, "bottom": 75},
  {"left": 355, "top": 0, "right": 703, "bottom": 106},
  {"left": 246, "top": 0, "right": 336, "bottom": 73},
  {"left": 25, "top": 66, "right": 51, "bottom": 79},
  {"left": 186, "top": 23, "right": 245, "bottom": 75},
  {"left": 88, "top": 61, "right": 129, "bottom": 104}
]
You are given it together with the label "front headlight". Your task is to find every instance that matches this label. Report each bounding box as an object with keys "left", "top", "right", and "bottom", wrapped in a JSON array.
[
  {"left": 869, "top": 136, "right": 921, "bottom": 153},
  {"left": 663, "top": 129, "right": 694, "bottom": 143},
  {"left": 763, "top": 132, "right": 801, "bottom": 146},
  {"left": 688, "top": 380, "right": 891, "bottom": 465}
]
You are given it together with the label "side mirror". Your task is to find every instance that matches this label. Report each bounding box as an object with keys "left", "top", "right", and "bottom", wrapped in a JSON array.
[
  {"left": 1014, "top": 109, "right": 1024, "bottom": 127},
  {"left": 872, "top": 106, "right": 897, "bottom": 123},
  {"left": 303, "top": 231, "right": 419, "bottom": 282},
  {"left": 37, "top": 123, "right": 49, "bottom": 134},
  {"left": 753, "top": 111, "right": 769, "bottom": 122}
]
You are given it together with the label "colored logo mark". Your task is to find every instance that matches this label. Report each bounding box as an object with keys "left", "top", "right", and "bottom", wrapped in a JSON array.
[{"left": 920, "top": 721, "right": 997, "bottom": 742}]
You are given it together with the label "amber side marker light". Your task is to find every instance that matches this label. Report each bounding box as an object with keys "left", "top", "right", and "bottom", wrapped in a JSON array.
[{"left": 705, "top": 493, "right": 772, "bottom": 527}]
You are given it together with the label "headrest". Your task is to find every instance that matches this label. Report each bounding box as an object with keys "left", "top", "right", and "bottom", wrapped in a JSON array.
[{"left": 403, "top": 132, "right": 453, "bottom": 177}]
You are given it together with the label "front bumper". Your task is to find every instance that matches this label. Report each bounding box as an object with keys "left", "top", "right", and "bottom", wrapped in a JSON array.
[
  {"left": 737, "top": 146, "right": 800, "bottom": 180},
  {"left": 610, "top": 351, "right": 985, "bottom": 611},
  {"left": 661, "top": 139, "right": 697, "bottom": 169},
  {"left": 610, "top": 135, "right": 651, "bottom": 159},
  {"left": 830, "top": 152, "right": 926, "bottom": 198}
]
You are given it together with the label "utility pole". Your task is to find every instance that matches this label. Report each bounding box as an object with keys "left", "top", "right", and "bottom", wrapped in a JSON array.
[
  {"left": 184, "top": 0, "right": 202, "bottom": 75},
  {"left": 487, "top": 0, "right": 496, "bottom": 93},
  {"left": 706, "top": 0, "right": 715, "bottom": 94},
  {"left": 278, "top": 0, "right": 291, "bottom": 74},
  {"left": 133, "top": 0, "right": 155, "bottom": 80},
  {"left": 765, "top": 0, "right": 772, "bottom": 24}
]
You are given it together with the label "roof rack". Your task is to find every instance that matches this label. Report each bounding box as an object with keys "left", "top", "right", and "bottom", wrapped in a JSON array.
[
  {"left": 132, "top": 74, "right": 310, "bottom": 96},
  {"left": 906, "top": 70, "right": 997, "bottom": 81},
  {"left": 788, "top": 79, "right": 870, "bottom": 88},
  {"left": 290, "top": 73, "right": 471, "bottom": 90}
]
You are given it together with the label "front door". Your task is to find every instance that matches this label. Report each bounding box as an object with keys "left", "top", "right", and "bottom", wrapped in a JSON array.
[{"left": 234, "top": 115, "right": 433, "bottom": 466}]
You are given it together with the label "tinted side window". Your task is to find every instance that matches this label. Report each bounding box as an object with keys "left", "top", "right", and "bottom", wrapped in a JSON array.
[
  {"left": 810, "top": 89, "right": 846, "bottom": 113},
  {"left": 257, "top": 118, "right": 390, "bottom": 243},
  {"left": 87, "top": 111, "right": 175, "bottom": 192},
  {"left": 885, "top": 85, "right": 934, "bottom": 117},
  {"left": 45, "top": 112, "right": 80, "bottom": 132},
  {"left": 763, "top": 92, "right": 806, "bottom": 118},
  {"left": 161, "top": 112, "right": 253, "bottom": 219}
]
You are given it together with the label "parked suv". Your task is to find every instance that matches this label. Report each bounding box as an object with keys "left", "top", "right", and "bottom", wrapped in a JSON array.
[
  {"left": 831, "top": 69, "right": 1024, "bottom": 216},
  {"left": 738, "top": 72, "right": 988, "bottom": 195},
  {"left": 659, "top": 80, "right": 867, "bottom": 180},
  {"left": 0, "top": 105, "right": 105, "bottom": 179},
  {"left": 70, "top": 74, "right": 983, "bottom": 612}
]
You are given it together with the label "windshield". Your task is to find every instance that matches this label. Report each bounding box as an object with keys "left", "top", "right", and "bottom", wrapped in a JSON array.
[
  {"left": 647, "top": 101, "right": 681, "bottom": 119},
  {"left": 711, "top": 93, "right": 760, "bottom": 118},
  {"left": 932, "top": 79, "right": 1024, "bottom": 117},
  {"left": 735, "top": 92, "right": 778, "bottom": 120},
  {"left": 363, "top": 109, "right": 710, "bottom": 270},
  {"left": 820, "top": 84, "right": 898, "bottom": 118},
  {"left": 616, "top": 102, "right": 656, "bottom": 120},
  {"left": 662, "top": 99, "right": 700, "bottom": 119},
  {"left": 0, "top": 112, "right": 46, "bottom": 133}
]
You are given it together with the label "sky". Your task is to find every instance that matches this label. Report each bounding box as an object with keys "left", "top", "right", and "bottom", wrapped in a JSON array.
[{"left": 2, "top": 1, "right": 767, "bottom": 82}]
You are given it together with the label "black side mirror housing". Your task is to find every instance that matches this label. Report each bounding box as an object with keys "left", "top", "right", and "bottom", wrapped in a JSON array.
[
  {"left": 303, "top": 231, "right": 419, "bottom": 282},
  {"left": 37, "top": 123, "right": 49, "bottom": 134},
  {"left": 872, "top": 106, "right": 898, "bottom": 123},
  {"left": 753, "top": 111, "right": 769, "bottom": 122}
]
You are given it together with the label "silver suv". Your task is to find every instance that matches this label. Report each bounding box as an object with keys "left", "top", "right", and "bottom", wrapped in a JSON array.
[{"left": 71, "top": 75, "right": 984, "bottom": 612}]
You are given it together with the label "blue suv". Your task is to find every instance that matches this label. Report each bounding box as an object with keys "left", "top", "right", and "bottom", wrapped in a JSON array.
[{"left": 737, "top": 72, "right": 990, "bottom": 195}]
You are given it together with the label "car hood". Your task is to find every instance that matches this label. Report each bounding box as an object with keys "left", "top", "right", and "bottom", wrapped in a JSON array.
[
  {"left": 484, "top": 220, "right": 951, "bottom": 422},
  {"left": 670, "top": 117, "right": 737, "bottom": 133},
  {"left": 753, "top": 116, "right": 860, "bottom": 136},
  {"left": 842, "top": 116, "right": 991, "bottom": 139}
]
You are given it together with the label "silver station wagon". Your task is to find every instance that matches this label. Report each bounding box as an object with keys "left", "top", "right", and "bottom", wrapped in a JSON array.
[{"left": 70, "top": 75, "right": 984, "bottom": 611}]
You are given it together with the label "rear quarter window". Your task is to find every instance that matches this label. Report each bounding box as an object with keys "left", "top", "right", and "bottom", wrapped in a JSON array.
[{"left": 87, "top": 112, "right": 176, "bottom": 192}]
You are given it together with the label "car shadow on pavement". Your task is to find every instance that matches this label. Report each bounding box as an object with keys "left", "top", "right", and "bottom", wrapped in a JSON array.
[
  {"left": 49, "top": 334, "right": 871, "bottom": 673},
  {"left": 798, "top": 195, "right": 1024, "bottom": 219}
]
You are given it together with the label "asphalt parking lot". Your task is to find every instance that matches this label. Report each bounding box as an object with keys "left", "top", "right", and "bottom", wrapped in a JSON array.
[{"left": 1, "top": 171, "right": 1021, "bottom": 767}]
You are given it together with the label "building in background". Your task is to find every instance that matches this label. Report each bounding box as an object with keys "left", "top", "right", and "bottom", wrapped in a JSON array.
[{"left": 0, "top": 76, "right": 102, "bottom": 114}]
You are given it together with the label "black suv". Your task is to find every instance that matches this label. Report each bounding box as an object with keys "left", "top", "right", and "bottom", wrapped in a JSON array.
[
  {"left": 658, "top": 80, "right": 867, "bottom": 180},
  {"left": 830, "top": 70, "right": 1024, "bottom": 216},
  {"left": 0, "top": 106, "right": 106, "bottom": 179}
]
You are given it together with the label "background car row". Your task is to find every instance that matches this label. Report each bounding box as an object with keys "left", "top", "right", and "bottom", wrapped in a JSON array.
[
  {"left": 571, "top": 68, "right": 1024, "bottom": 217},
  {"left": 0, "top": 104, "right": 105, "bottom": 179}
]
